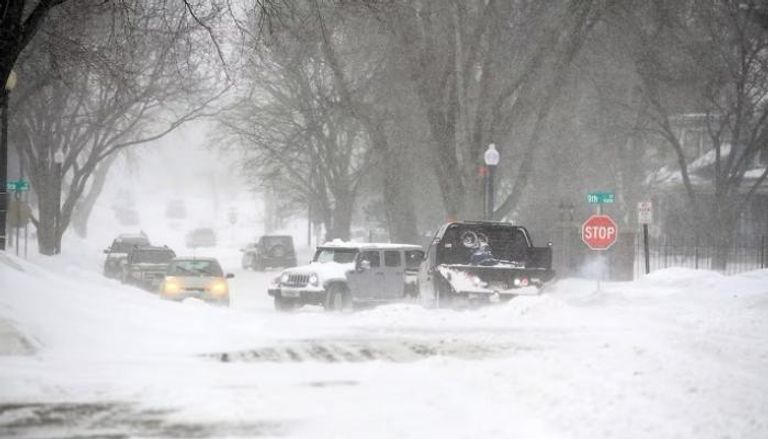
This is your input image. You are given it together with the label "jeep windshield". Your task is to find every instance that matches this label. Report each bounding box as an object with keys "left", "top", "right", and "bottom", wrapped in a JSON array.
[
  {"left": 167, "top": 260, "right": 223, "bottom": 277},
  {"left": 313, "top": 248, "right": 358, "bottom": 264},
  {"left": 132, "top": 250, "right": 174, "bottom": 264}
]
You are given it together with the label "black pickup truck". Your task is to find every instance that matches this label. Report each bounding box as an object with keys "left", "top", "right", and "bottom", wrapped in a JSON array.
[{"left": 418, "top": 221, "right": 555, "bottom": 306}]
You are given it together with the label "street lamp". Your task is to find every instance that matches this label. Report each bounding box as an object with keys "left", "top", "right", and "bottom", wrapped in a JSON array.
[
  {"left": 484, "top": 143, "right": 500, "bottom": 220},
  {"left": 53, "top": 148, "right": 64, "bottom": 254},
  {"left": 1, "top": 70, "right": 18, "bottom": 251}
]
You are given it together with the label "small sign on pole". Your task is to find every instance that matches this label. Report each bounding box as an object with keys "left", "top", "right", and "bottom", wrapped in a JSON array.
[
  {"left": 586, "top": 191, "right": 615, "bottom": 205},
  {"left": 5, "top": 179, "right": 30, "bottom": 192},
  {"left": 638, "top": 201, "right": 653, "bottom": 224}
]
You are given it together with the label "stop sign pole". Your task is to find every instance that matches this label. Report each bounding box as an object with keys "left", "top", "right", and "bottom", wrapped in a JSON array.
[
  {"left": 581, "top": 214, "right": 617, "bottom": 292},
  {"left": 583, "top": 192, "right": 619, "bottom": 291}
]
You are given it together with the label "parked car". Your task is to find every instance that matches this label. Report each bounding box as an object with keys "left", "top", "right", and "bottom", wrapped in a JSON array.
[
  {"left": 418, "top": 221, "right": 555, "bottom": 306},
  {"left": 103, "top": 233, "right": 150, "bottom": 279},
  {"left": 159, "top": 257, "right": 233, "bottom": 306},
  {"left": 268, "top": 241, "right": 423, "bottom": 311},
  {"left": 241, "top": 235, "right": 297, "bottom": 270},
  {"left": 122, "top": 245, "right": 176, "bottom": 290},
  {"left": 185, "top": 227, "right": 217, "bottom": 248}
]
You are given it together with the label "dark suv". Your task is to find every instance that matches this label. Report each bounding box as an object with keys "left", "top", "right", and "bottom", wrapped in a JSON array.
[
  {"left": 103, "top": 233, "right": 150, "bottom": 279},
  {"left": 122, "top": 245, "right": 176, "bottom": 290},
  {"left": 241, "top": 235, "right": 297, "bottom": 271}
]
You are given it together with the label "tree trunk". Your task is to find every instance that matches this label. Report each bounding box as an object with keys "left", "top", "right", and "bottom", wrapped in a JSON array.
[
  {"left": 711, "top": 202, "right": 736, "bottom": 272},
  {"left": 71, "top": 154, "right": 117, "bottom": 238},
  {"left": 327, "top": 188, "right": 354, "bottom": 241},
  {"left": 382, "top": 150, "right": 419, "bottom": 243},
  {"left": 35, "top": 172, "right": 59, "bottom": 256}
]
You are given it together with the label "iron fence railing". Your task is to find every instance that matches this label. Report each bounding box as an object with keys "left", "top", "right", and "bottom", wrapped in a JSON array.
[{"left": 633, "top": 235, "right": 767, "bottom": 278}]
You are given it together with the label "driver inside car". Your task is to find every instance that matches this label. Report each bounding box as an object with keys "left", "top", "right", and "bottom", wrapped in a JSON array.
[{"left": 470, "top": 242, "right": 497, "bottom": 266}]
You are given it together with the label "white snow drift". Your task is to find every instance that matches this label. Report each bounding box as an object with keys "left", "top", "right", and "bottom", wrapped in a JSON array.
[{"left": 1, "top": 252, "right": 767, "bottom": 439}]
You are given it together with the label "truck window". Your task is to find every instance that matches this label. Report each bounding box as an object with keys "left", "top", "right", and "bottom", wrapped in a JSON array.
[
  {"left": 361, "top": 250, "right": 381, "bottom": 267},
  {"left": 384, "top": 250, "right": 401, "bottom": 267}
]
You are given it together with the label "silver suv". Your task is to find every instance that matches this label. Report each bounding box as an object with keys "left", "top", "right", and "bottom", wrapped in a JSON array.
[{"left": 268, "top": 241, "right": 424, "bottom": 311}]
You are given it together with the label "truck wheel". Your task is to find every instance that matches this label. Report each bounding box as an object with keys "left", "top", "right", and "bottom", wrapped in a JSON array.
[
  {"left": 274, "top": 296, "right": 295, "bottom": 311},
  {"left": 324, "top": 284, "right": 350, "bottom": 312}
]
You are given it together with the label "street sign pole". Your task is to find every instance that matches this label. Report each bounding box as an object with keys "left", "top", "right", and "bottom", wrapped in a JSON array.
[
  {"left": 585, "top": 191, "right": 617, "bottom": 292},
  {"left": 14, "top": 191, "right": 20, "bottom": 256},
  {"left": 643, "top": 224, "right": 650, "bottom": 274},
  {"left": 596, "top": 203, "right": 601, "bottom": 292},
  {"left": 23, "top": 190, "right": 28, "bottom": 258},
  {"left": 637, "top": 201, "right": 653, "bottom": 275}
]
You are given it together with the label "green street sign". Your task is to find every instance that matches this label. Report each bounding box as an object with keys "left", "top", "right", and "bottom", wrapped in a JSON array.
[
  {"left": 586, "top": 191, "right": 614, "bottom": 204},
  {"left": 5, "top": 180, "right": 30, "bottom": 192}
]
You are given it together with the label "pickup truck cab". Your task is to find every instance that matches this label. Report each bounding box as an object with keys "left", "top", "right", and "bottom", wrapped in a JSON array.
[
  {"left": 268, "top": 241, "right": 424, "bottom": 311},
  {"left": 419, "top": 221, "right": 554, "bottom": 306}
]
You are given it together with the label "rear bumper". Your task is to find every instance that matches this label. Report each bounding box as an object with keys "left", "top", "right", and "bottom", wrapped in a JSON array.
[{"left": 440, "top": 267, "right": 555, "bottom": 297}]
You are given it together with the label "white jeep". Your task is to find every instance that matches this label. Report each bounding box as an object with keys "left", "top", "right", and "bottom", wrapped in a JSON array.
[{"left": 268, "top": 241, "right": 424, "bottom": 311}]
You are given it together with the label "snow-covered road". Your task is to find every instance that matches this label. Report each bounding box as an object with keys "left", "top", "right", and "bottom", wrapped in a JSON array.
[{"left": 1, "top": 252, "right": 767, "bottom": 438}]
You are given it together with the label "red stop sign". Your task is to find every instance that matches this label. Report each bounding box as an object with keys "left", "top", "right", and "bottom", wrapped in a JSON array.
[{"left": 581, "top": 215, "right": 618, "bottom": 250}]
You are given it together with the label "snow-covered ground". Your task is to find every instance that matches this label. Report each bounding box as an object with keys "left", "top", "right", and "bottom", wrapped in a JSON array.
[{"left": 1, "top": 248, "right": 767, "bottom": 438}]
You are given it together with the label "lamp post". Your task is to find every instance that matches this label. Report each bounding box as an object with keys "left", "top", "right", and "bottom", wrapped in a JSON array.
[
  {"left": 1, "top": 70, "right": 18, "bottom": 251},
  {"left": 484, "top": 143, "right": 500, "bottom": 220},
  {"left": 53, "top": 148, "right": 64, "bottom": 255}
]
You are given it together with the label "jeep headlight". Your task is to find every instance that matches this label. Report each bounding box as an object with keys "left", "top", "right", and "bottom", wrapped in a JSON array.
[
  {"left": 280, "top": 273, "right": 290, "bottom": 284},
  {"left": 308, "top": 273, "right": 319, "bottom": 286}
]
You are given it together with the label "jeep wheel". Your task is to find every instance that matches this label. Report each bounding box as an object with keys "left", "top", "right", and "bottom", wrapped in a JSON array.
[
  {"left": 274, "top": 296, "right": 295, "bottom": 311},
  {"left": 324, "top": 284, "right": 350, "bottom": 312}
]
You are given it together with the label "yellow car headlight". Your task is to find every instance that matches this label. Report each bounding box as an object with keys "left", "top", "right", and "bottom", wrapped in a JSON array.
[
  {"left": 163, "top": 277, "right": 182, "bottom": 294},
  {"left": 209, "top": 279, "right": 229, "bottom": 296}
]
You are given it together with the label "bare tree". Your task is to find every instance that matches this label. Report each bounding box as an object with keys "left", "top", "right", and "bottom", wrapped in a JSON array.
[
  {"left": 375, "top": 0, "right": 602, "bottom": 221},
  {"left": 218, "top": 10, "right": 372, "bottom": 241},
  {"left": 619, "top": 0, "right": 768, "bottom": 269},
  {"left": 11, "top": 2, "right": 226, "bottom": 254}
]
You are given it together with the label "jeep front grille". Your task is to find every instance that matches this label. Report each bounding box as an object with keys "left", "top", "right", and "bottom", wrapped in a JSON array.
[{"left": 284, "top": 274, "right": 309, "bottom": 288}]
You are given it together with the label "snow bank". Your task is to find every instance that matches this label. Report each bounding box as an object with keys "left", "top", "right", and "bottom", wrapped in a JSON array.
[{"left": 2, "top": 252, "right": 768, "bottom": 439}]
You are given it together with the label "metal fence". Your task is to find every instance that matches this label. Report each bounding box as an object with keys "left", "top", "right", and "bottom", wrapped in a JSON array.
[{"left": 633, "top": 235, "right": 768, "bottom": 278}]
